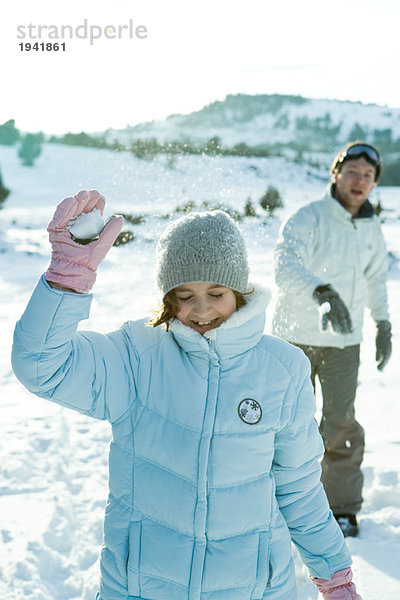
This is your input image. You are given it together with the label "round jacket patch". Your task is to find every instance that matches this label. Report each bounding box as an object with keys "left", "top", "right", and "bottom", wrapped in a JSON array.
[{"left": 238, "top": 399, "right": 262, "bottom": 425}]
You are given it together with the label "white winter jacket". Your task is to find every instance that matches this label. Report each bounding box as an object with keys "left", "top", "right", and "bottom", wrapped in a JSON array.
[{"left": 272, "top": 187, "right": 389, "bottom": 348}]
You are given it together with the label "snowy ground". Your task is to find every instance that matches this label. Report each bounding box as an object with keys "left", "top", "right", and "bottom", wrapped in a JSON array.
[{"left": 0, "top": 144, "right": 399, "bottom": 599}]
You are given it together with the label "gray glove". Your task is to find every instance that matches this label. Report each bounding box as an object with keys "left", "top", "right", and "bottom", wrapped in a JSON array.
[
  {"left": 313, "top": 284, "right": 353, "bottom": 335},
  {"left": 375, "top": 320, "right": 392, "bottom": 371}
]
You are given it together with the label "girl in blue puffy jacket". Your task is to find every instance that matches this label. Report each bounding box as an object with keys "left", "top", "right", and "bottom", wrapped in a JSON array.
[{"left": 12, "top": 190, "right": 362, "bottom": 600}]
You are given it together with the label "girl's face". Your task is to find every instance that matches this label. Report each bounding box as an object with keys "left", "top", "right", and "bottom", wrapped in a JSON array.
[{"left": 174, "top": 282, "right": 237, "bottom": 335}]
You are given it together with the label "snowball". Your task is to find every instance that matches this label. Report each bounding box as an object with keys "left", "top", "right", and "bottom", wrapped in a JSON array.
[
  {"left": 68, "top": 208, "right": 105, "bottom": 240},
  {"left": 318, "top": 302, "right": 337, "bottom": 334}
]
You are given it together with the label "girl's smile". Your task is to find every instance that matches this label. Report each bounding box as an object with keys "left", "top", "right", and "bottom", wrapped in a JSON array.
[{"left": 174, "top": 282, "right": 237, "bottom": 334}]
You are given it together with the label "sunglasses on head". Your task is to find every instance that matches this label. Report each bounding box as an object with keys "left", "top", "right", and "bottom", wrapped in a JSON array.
[{"left": 338, "top": 144, "right": 380, "bottom": 165}]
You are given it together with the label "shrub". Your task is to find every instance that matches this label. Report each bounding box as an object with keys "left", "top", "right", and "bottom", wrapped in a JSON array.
[
  {"left": 173, "top": 200, "right": 243, "bottom": 221},
  {"left": 259, "top": 186, "right": 283, "bottom": 214},
  {"left": 244, "top": 198, "right": 256, "bottom": 217},
  {"left": 0, "top": 167, "right": 10, "bottom": 206},
  {"left": 131, "top": 138, "right": 160, "bottom": 159},
  {"left": 202, "top": 136, "right": 222, "bottom": 155},
  {"left": 375, "top": 199, "right": 383, "bottom": 216},
  {"left": 231, "top": 142, "right": 252, "bottom": 157},
  {"left": 379, "top": 160, "right": 400, "bottom": 186},
  {"left": 18, "top": 133, "right": 43, "bottom": 166},
  {"left": 0, "top": 119, "right": 20, "bottom": 145},
  {"left": 118, "top": 213, "right": 145, "bottom": 225},
  {"left": 113, "top": 231, "right": 134, "bottom": 246},
  {"left": 175, "top": 200, "right": 197, "bottom": 213}
]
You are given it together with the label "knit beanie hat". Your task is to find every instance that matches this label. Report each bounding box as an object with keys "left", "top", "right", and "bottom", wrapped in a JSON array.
[{"left": 156, "top": 210, "right": 249, "bottom": 295}]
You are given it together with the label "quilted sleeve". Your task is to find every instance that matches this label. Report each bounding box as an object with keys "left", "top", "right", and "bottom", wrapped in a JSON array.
[
  {"left": 272, "top": 352, "right": 351, "bottom": 579},
  {"left": 274, "top": 205, "right": 326, "bottom": 298},
  {"left": 12, "top": 275, "right": 137, "bottom": 423},
  {"left": 364, "top": 221, "right": 390, "bottom": 322}
]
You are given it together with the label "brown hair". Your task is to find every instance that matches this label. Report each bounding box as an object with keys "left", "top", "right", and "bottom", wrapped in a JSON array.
[
  {"left": 330, "top": 140, "right": 381, "bottom": 182},
  {"left": 148, "top": 288, "right": 252, "bottom": 331}
]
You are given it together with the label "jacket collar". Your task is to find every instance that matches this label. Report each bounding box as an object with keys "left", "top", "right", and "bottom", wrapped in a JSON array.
[
  {"left": 325, "top": 185, "right": 375, "bottom": 220},
  {"left": 168, "top": 284, "right": 270, "bottom": 358}
]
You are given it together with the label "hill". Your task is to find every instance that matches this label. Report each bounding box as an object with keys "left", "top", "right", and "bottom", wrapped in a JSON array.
[
  {"left": 95, "top": 94, "right": 400, "bottom": 184},
  {"left": 103, "top": 93, "right": 400, "bottom": 154}
]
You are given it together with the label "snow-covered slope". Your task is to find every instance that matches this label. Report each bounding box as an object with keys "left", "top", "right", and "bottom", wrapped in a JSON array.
[
  {"left": 0, "top": 144, "right": 399, "bottom": 600},
  {"left": 101, "top": 94, "right": 400, "bottom": 149}
]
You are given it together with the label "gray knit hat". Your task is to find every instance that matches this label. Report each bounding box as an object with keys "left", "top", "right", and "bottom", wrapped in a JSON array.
[{"left": 156, "top": 210, "right": 249, "bottom": 295}]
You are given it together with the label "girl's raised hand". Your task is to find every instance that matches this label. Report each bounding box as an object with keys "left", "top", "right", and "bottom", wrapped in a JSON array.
[{"left": 45, "top": 190, "right": 124, "bottom": 293}]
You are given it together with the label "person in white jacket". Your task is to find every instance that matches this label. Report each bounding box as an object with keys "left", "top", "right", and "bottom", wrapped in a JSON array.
[{"left": 272, "top": 142, "right": 392, "bottom": 537}]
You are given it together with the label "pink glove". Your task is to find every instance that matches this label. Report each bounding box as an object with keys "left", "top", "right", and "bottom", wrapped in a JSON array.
[
  {"left": 45, "top": 190, "right": 124, "bottom": 293},
  {"left": 311, "top": 568, "right": 362, "bottom": 599}
]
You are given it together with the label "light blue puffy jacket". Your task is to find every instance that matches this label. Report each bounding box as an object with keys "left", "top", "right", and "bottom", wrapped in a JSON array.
[{"left": 12, "top": 276, "right": 351, "bottom": 600}]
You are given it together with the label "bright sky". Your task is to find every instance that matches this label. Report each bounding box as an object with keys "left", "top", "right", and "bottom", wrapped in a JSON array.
[{"left": 1, "top": 0, "right": 399, "bottom": 134}]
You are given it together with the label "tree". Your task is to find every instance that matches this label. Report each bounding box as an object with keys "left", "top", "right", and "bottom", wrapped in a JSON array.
[
  {"left": 0, "top": 167, "right": 10, "bottom": 206},
  {"left": 18, "top": 133, "right": 42, "bottom": 166},
  {"left": 202, "top": 136, "right": 222, "bottom": 155},
  {"left": 259, "top": 186, "right": 283, "bottom": 214},
  {"left": 244, "top": 198, "right": 256, "bottom": 217},
  {"left": 0, "top": 119, "right": 20, "bottom": 145},
  {"left": 379, "top": 160, "right": 400, "bottom": 186},
  {"left": 131, "top": 138, "right": 160, "bottom": 159},
  {"left": 373, "top": 129, "right": 392, "bottom": 148},
  {"left": 348, "top": 123, "right": 368, "bottom": 142},
  {"left": 62, "top": 131, "right": 107, "bottom": 148},
  {"left": 231, "top": 142, "right": 251, "bottom": 157}
]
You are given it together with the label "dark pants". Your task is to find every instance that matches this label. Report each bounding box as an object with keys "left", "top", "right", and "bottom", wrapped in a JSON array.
[{"left": 296, "top": 344, "right": 363, "bottom": 515}]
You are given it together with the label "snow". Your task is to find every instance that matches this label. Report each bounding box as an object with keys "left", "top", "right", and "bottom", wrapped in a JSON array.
[
  {"left": 318, "top": 302, "right": 332, "bottom": 333},
  {"left": 103, "top": 97, "right": 400, "bottom": 148},
  {"left": 1, "top": 143, "right": 400, "bottom": 599},
  {"left": 68, "top": 209, "right": 105, "bottom": 240}
]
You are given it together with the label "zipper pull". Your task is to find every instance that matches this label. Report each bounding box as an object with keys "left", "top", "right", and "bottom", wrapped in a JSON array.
[{"left": 205, "top": 337, "right": 219, "bottom": 363}]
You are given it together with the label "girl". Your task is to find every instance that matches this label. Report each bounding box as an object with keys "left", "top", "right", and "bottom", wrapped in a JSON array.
[{"left": 12, "top": 190, "right": 362, "bottom": 600}]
